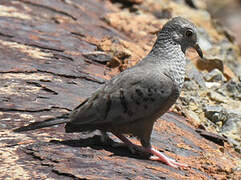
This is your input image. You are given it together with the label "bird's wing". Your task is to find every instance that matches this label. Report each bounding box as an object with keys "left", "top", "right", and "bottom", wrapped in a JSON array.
[{"left": 69, "top": 65, "right": 174, "bottom": 127}]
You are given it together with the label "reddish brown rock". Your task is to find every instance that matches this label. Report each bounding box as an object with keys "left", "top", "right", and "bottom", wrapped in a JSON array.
[{"left": 0, "top": 0, "right": 240, "bottom": 179}]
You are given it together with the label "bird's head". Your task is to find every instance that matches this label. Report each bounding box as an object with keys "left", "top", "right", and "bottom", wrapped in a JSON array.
[{"left": 162, "top": 16, "right": 203, "bottom": 58}]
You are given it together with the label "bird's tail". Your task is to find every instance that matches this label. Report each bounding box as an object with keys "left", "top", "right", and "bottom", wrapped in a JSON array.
[{"left": 13, "top": 114, "right": 69, "bottom": 132}]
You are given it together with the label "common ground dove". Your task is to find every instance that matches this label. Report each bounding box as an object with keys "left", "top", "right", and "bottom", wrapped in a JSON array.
[{"left": 14, "top": 17, "right": 203, "bottom": 168}]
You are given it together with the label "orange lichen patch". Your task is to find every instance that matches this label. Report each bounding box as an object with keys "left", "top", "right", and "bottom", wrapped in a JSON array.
[
  {"left": 154, "top": 113, "right": 240, "bottom": 171},
  {"left": 162, "top": 120, "right": 206, "bottom": 149},
  {"left": 176, "top": 143, "right": 193, "bottom": 151},
  {"left": 101, "top": 9, "right": 165, "bottom": 71},
  {"left": 95, "top": 36, "right": 149, "bottom": 71},
  {"left": 29, "top": 34, "right": 40, "bottom": 41},
  {"left": 103, "top": 11, "right": 162, "bottom": 40},
  {"left": 145, "top": 165, "right": 188, "bottom": 180},
  {"left": 84, "top": 35, "right": 100, "bottom": 46}
]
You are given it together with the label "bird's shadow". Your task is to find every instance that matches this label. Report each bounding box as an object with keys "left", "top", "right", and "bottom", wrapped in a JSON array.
[{"left": 50, "top": 135, "right": 149, "bottom": 160}]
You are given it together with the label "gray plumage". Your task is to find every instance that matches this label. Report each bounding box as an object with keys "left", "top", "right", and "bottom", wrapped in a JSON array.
[
  {"left": 65, "top": 17, "right": 202, "bottom": 146},
  {"left": 14, "top": 17, "right": 203, "bottom": 168}
]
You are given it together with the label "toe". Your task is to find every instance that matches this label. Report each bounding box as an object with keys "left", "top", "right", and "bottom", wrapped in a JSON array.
[
  {"left": 150, "top": 155, "right": 188, "bottom": 168},
  {"left": 148, "top": 148, "right": 188, "bottom": 168}
]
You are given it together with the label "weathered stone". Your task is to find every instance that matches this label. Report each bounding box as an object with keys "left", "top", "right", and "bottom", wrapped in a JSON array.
[
  {"left": 186, "top": 60, "right": 206, "bottom": 88},
  {"left": 205, "top": 82, "right": 221, "bottom": 89},
  {"left": 82, "top": 51, "right": 113, "bottom": 64},
  {"left": 204, "top": 68, "right": 227, "bottom": 82},
  {"left": 207, "top": 90, "right": 228, "bottom": 103},
  {"left": 0, "top": 0, "right": 241, "bottom": 179},
  {"left": 222, "top": 111, "right": 241, "bottom": 153},
  {"left": 204, "top": 105, "right": 229, "bottom": 123},
  {"left": 225, "top": 80, "right": 241, "bottom": 100},
  {"left": 183, "top": 80, "right": 199, "bottom": 90}
]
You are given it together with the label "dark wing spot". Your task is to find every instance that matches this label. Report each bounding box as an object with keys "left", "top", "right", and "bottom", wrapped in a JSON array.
[
  {"left": 131, "top": 94, "right": 140, "bottom": 105},
  {"left": 120, "top": 89, "right": 128, "bottom": 113},
  {"left": 136, "top": 88, "right": 143, "bottom": 97},
  {"left": 147, "top": 88, "right": 153, "bottom": 96},
  {"left": 150, "top": 97, "right": 155, "bottom": 102},
  {"left": 104, "top": 94, "right": 112, "bottom": 119}
]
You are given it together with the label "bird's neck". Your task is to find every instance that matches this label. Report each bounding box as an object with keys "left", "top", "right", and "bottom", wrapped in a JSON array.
[
  {"left": 149, "top": 31, "right": 184, "bottom": 59},
  {"left": 147, "top": 32, "right": 187, "bottom": 90}
]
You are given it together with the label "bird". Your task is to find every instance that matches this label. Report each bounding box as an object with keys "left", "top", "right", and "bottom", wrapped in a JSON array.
[{"left": 14, "top": 16, "right": 203, "bottom": 168}]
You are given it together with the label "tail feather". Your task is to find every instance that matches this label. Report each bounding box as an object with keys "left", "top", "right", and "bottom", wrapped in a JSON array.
[{"left": 14, "top": 114, "right": 69, "bottom": 132}]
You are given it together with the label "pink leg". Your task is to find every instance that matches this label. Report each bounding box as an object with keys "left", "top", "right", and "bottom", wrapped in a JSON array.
[
  {"left": 113, "top": 132, "right": 146, "bottom": 154},
  {"left": 147, "top": 147, "right": 188, "bottom": 168},
  {"left": 112, "top": 132, "right": 188, "bottom": 168}
]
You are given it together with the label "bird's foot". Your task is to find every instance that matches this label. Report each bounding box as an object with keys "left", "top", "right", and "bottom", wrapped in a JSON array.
[
  {"left": 126, "top": 143, "right": 151, "bottom": 157},
  {"left": 148, "top": 147, "right": 188, "bottom": 168},
  {"left": 100, "top": 131, "right": 138, "bottom": 150},
  {"left": 112, "top": 132, "right": 187, "bottom": 168},
  {"left": 111, "top": 132, "right": 150, "bottom": 156},
  {"left": 103, "top": 138, "right": 148, "bottom": 156}
]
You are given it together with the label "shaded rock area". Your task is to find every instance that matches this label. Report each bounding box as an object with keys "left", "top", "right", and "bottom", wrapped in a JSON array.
[{"left": 0, "top": 0, "right": 240, "bottom": 179}]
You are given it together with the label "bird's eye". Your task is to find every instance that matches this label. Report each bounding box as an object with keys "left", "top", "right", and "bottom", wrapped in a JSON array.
[{"left": 185, "top": 29, "right": 193, "bottom": 37}]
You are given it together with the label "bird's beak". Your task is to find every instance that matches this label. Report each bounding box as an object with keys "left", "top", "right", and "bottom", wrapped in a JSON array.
[{"left": 193, "top": 44, "right": 203, "bottom": 58}]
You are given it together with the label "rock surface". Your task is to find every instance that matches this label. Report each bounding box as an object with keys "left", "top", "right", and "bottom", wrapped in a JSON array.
[{"left": 0, "top": 0, "right": 240, "bottom": 179}]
